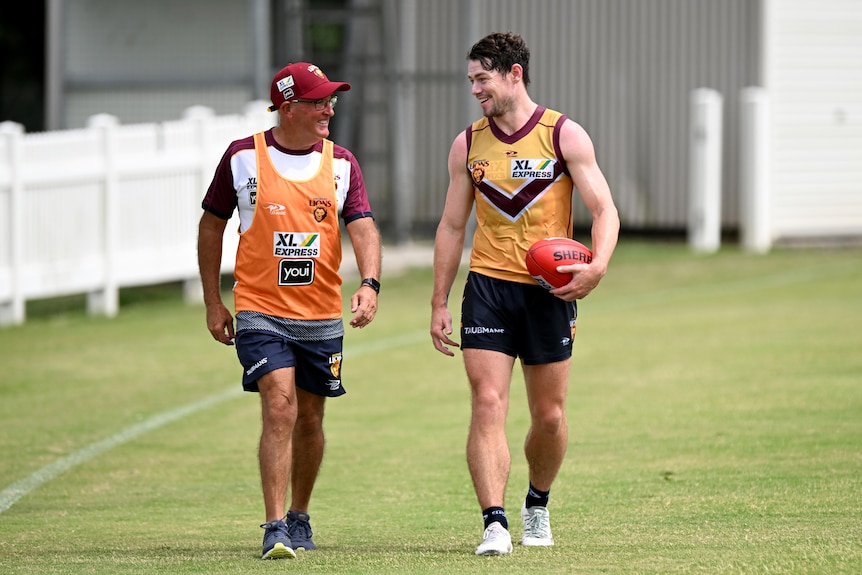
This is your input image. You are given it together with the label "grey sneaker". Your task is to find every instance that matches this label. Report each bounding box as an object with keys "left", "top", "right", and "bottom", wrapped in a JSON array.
[
  {"left": 475, "top": 521, "right": 513, "bottom": 556},
  {"left": 521, "top": 505, "right": 554, "bottom": 546},
  {"left": 260, "top": 519, "right": 296, "bottom": 559},
  {"left": 286, "top": 511, "right": 316, "bottom": 550}
]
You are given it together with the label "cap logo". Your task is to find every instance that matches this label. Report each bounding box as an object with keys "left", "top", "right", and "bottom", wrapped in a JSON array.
[
  {"left": 276, "top": 75, "right": 296, "bottom": 101},
  {"left": 276, "top": 75, "right": 295, "bottom": 91},
  {"left": 307, "top": 65, "right": 326, "bottom": 79}
]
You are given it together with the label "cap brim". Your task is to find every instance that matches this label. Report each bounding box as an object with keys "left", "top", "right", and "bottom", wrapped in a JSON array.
[
  {"left": 302, "top": 81, "right": 352, "bottom": 100},
  {"left": 268, "top": 81, "right": 351, "bottom": 111}
]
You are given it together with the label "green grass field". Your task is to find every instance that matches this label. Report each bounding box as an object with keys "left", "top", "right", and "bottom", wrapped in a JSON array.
[{"left": 1, "top": 240, "right": 860, "bottom": 574}]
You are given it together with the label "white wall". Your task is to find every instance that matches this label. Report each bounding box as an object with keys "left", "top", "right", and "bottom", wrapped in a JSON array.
[
  {"left": 42, "top": 0, "right": 862, "bottom": 246},
  {"left": 54, "top": 0, "right": 256, "bottom": 128},
  {"left": 764, "top": 0, "right": 862, "bottom": 241}
]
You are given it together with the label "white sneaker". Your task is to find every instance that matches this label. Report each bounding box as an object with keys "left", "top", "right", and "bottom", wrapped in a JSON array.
[
  {"left": 521, "top": 505, "right": 554, "bottom": 546},
  {"left": 475, "top": 521, "right": 513, "bottom": 555}
]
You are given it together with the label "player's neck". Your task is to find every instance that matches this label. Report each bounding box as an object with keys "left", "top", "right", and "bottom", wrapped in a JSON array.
[
  {"left": 493, "top": 98, "right": 538, "bottom": 136},
  {"left": 272, "top": 125, "right": 320, "bottom": 151}
]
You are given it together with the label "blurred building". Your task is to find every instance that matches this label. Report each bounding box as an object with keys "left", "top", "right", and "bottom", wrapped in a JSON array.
[{"left": 42, "top": 0, "right": 862, "bottom": 244}]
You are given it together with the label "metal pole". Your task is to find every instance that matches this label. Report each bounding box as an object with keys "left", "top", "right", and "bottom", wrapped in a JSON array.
[
  {"left": 283, "top": 0, "right": 307, "bottom": 60},
  {"left": 45, "top": 0, "right": 65, "bottom": 130},
  {"left": 251, "top": 0, "right": 272, "bottom": 102},
  {"left": 461, "top": 0, "right": 479, "bottom": 249},
  {"left": 384, "top": 0, "right": 417, "bottom": 245},
  {"left": 334, "top": 0, "right": 370, "bottom": 148}
]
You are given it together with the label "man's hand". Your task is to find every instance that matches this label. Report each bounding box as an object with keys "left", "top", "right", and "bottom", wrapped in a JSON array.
[
  {"left": 349, "top": 288, "right": 378, "bottom": 328},
  {"left": 206, "top": 302, "right": 236, "bottom": 345},
  {"left": 550, "top": 262, "right": 606, "bottom": 301},
  {"left": 430, "top": 305, "right": 460, "bottom": 357}
]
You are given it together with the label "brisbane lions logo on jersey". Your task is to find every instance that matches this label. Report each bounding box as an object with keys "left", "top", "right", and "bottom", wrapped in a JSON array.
[
  {"left": 310, "top": 198, "right": 331, "bottom": 223},
  {"left": 471, "top": 160, "right": 489, "bottom": 185}
]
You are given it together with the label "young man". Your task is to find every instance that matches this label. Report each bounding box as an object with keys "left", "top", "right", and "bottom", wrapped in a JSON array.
[
  {"left": 197, "top": 62, "right": 381, "bottom": 559},
  {"left": 430, "top": 32, "right": 619, "bottom": 555}
]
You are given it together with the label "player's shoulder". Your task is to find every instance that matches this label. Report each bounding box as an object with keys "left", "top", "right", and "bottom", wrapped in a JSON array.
[
  {"left": 557, "top": 114, "right": 593, "bottom": 146},
  {"left": 331, "top": 140, "right": 358, "bottom": 163},
  {"left": 221, "top": 133, "right": 257, "bottom": 161},
  {"left": 448, "top": 128, "right": 470, "bottom": 163},
  {"left": 555, "top": 115, "right": 597, "bottom": 166},
  {"left": 542, "top": 106, "right": 586, "bottom": 135}
]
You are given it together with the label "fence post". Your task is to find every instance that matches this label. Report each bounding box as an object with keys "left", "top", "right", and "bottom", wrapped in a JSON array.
[
  {"left": 0, "top": 121, "right": 26, "bottom": 326},
  {"left": 688, "top": 88, "right": 723, "bottom": 253},
  {"left": 739, "top": 87, "right": 771, "bottom": 253},
  {"left": 181, "top": 106, "right": 215, "bottom": 304},
  {"left": 242, "top": 100, "right": 272, "bottom": 125},
  {"left": 86, "top": 114, "right": 120, "bottom": 318}
]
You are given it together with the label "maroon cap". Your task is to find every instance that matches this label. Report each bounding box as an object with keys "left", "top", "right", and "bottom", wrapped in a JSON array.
[{"left": 268, "top": 62, "right": 351, "bottom": 111}]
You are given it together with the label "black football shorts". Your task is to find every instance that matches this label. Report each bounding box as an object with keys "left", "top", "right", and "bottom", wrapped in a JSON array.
[
  {"left": 235, "top": 330, "right": 346, "bottom": 397},
  {"left": 460, "top": 271, "right": 577, "bottom": 365}
]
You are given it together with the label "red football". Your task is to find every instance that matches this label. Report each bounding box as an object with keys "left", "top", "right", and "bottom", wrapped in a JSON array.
[{"left": 525, "top": 237, "right": 593, "bottom": 290}]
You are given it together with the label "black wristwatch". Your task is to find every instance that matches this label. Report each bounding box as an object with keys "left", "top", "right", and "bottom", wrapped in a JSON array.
[{"left": 360, "top": 277, "right": 380, "bottom": 294}]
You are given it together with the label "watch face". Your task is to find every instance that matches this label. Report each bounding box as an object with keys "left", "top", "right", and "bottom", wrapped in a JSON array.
[{"left": 362, "top": 278, "right": 380, "bottom": 293}]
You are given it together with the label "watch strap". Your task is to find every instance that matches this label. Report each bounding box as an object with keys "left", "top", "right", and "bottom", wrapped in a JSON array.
[{"left": 360, "top": 277, "right": 380, "bottom": 294}]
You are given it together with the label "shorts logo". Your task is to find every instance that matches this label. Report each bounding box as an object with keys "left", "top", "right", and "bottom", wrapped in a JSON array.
[
  {"left": 273, "top": 232, "right": 321, "bottom": 257},
  {"left": 279, "top": 259, "right": 314, "bottom": 285},
  {"left": 510, "top": 159, "right": 555, "bottom": 179},
  {"left": 246, "top": 357, "right": 268, "bottom": 376},
  {"left": 463, "top": 326, "right": 505, "bottom": 335},
  {"left": 328, "top": 353, "right": 342, "bottom": 380}
]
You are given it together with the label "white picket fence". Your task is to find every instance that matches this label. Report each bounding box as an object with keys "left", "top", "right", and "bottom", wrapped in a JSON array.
[{"left": 0, "top": 102, "right": 275, "bottom": 326}]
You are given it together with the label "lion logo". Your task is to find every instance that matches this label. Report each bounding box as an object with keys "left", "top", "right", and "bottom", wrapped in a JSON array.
[
  {"left": 471, "top": 160, "right": 489, "bottom": 185},
  {"left": 328, "top": 353, "right": 342, "bottom": 378},
  {"left": 313, "top": 205, "right": 328, "bottom": 222},
  {"left": 471, "top": 166, "right": 484, "bottom": 184}
]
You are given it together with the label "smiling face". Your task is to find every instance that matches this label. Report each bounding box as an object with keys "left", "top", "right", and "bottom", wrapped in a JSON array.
[
  {"left": 273, "top": 95, "right": 336, "bottom": 149},
  {"left": 465, "top": 32, "right": 532, "bottom": 120},
  {"left": 290, "top": 97, "right": 335, "bottom": 140},
  {"left": 467, "top": 60, "right": 519, "bottom": 119}
]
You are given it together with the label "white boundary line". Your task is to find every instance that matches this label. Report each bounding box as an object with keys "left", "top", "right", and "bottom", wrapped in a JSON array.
[
  {"left": 1, "top": 263, "right": 847, "bottom": 514},
  {"left": 0, "top": 332, "right": 428, "bottom": 515}
]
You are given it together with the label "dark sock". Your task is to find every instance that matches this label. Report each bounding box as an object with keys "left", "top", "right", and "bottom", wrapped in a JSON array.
[
  {"left": 482, "top": 506, "right": 508, "bottom": 530},
  {"left": 525, "top": 483, "right": 550, "bottom": 509}
]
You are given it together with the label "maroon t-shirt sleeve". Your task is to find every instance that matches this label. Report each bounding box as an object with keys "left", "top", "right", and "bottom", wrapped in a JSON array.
[
  {"left": 201, "top": 135, "right": 255, "bottom": 220},
  {"left": 334, "top": 144, "right": 375, "bottom": 224}
]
